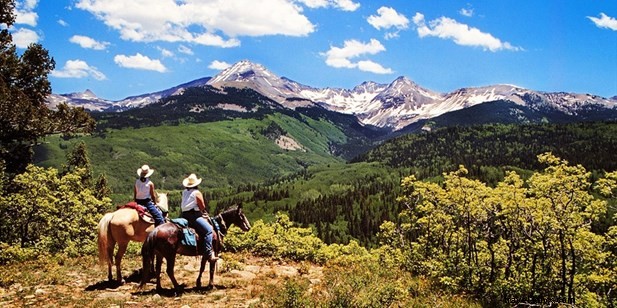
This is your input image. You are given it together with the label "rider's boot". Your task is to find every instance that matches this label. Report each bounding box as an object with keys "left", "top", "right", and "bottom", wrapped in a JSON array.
[{"left": 206, "top": 250, "right": 218, "bottom": 262}]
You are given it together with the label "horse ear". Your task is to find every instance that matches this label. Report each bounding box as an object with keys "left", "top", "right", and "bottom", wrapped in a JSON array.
[{"left": 237, "top": 204, "right": 242, "bottom": 211}]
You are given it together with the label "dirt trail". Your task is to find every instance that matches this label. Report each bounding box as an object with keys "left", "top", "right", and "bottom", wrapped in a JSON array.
[{"left": 0, "top": 254, "right": 323, "bottom": 307}]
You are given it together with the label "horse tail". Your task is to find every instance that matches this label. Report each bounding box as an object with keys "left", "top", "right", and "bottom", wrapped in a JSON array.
[
  {"left": 141, "top": 228, "right": 158, "bottom": 263},
  {"left": 97, "top": 213, "right": 114, "bottom": 266},
  {"left": 140, "top": 228, "right": 158, "bottom": 286}
]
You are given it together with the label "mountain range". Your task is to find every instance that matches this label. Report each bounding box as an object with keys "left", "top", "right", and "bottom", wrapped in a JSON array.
[{"left": 46, "top": 60, "right": 617, "bottom": 131}]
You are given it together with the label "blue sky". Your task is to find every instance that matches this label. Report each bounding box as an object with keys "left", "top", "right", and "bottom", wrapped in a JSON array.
[{"left": 8, "top": 0, "right": 617, "bottom": 100}]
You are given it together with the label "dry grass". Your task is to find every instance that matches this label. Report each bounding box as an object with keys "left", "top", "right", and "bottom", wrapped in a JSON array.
[
  {"left": 0, "top": 252, "right": 321, "bottom": 308},
  {"left": 0, "top": 251, "right": 479, "bottom": 307}
]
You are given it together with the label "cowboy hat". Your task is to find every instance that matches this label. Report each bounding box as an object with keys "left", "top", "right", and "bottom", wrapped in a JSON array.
[
  {"left": 182, "top": 173, "right": 202, "bottom": 188},
  {"left": 137, "top": 165, "right": 154, "bottom": 178}
]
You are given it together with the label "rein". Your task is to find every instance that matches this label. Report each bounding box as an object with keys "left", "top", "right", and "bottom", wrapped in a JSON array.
[{"left": 215, "top": 214, "right": 228, "bottom": 235}]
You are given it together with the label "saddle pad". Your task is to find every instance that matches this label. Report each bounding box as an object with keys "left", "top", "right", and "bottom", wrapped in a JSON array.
[
  {"left": 170, "top": 218, "right": 189, "bottom": 228},
  {"left": 181, "top": 228, "right": 197, "bottom": 247},
  {"left": 170, "top": 218, "right": 196, "bottom": 247}
]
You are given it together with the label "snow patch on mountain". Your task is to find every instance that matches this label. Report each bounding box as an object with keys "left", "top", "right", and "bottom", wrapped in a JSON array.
[
  {"left": 47, "top": 60, "right": 617, "bottom": 131},
  {"left": 207, "top": 60, "right": 315, "bottom": 109}
]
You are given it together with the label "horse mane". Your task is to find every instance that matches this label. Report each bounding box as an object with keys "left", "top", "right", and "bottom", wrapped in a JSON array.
[{"left": 219, "top": 205, "right": 240, "bottom": 215}]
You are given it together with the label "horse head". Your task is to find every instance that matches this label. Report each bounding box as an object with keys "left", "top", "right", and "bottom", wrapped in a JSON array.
[
  {"left": 156, "top": 193, "right": 168, "bottom": 213},
  {"left": 220, "top": 205, "right": 251, "bottom": 232}
]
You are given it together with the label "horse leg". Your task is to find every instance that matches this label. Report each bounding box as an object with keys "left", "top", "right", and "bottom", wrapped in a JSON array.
[
  {"left": 165, "top": 253, "right": 181, "bottom": 295},
  {"left": 139, "top": 247, "right": 153, "bottom": 289},
  {"left": 114, "top": 242, "right": 128, "bottom": 284},
  {"left": 208, "top": 258, "right": 216, "bottom": 288},
  {"left": 196, "top": 254, "right": 208, "bottom": 288},
  {"left": 155, "top": 254, "right": 163, "bottom": 291},
  {"left": 106, "top": 240, "right": 115, "bottom": 281}
]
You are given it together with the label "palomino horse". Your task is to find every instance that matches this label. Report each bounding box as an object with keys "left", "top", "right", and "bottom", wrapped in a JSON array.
[
  {"left": 97, "top": 194, "right": 168, "bottom": 283},
  {"left": 140, "top": 205, "right": 251, "bottom": 294}
]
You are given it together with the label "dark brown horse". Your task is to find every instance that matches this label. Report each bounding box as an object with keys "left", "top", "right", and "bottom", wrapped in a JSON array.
[{"left": 139, "top": 205, "right": 251, "bottom": 293}]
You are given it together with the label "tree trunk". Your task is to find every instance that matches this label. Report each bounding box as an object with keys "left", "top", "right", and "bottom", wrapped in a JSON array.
[
  {"left": 568, "top": 238, "right": 576, "bottom": 304},
  {"left": 559, "top": 231, "right": 567, "bottom": 301}
]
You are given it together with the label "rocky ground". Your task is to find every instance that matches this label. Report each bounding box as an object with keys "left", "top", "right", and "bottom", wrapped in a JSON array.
[{"left": 0, "top": 253, "right": 323, "bottom": 307}]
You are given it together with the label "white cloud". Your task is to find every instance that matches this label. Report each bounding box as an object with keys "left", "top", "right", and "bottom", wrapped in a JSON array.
[
  {"left": 588, "top": 13, "right": 617, "bottom": 31},
  {"left": 412, "top": 13, "right": 522, "bottom": 52},
  {"left": 357, "top": 60, "right": 393, "bottom": 74},
  {"left": 367, "top": 6, "right": 409, "bottom": 40},
  {"left": 21, "top": 0, "right": 38, "bottom": 10},
  {"left": 297, "top": 0, "right": 359, "bottom": 11},
  {"left": 459, "top": 5, "right": 474, "bottom": 17},
  {"left": 368, "top": 7, "right": 409, "bottom": 30},
  {"left": 58, "top": 19, "right": 68, "bottom": 27},
  {"left": 51, "top": 60, "right": 107, "bottom": 80},
  {"left": 208, "top": 60, "right": 231, "bottom": 70},
  {"left": 333, "top": 0, "right": 360, "bottom": 11},
  {"left": 14, "top": 0, "right": 39, "bottom": 26},
  {"left": 15, "top": 11, "right": 37, "bottom": 26},
  {"left": 178, "top": 45, "right": 194, "bottom": 55},
  {"left": 12, "top": 28, "right": 39, "bottom": 48},
  {"left": 69, "top": 35, "right": 110, "bottom": 50},
  {"left": 322, "top": 39, "right": 393, "bottom": 74},
  {"left": 114, "top": 53, "right": 167, "bottom": 72},
  {"left": 159, "top": 48, "right": 174, "bottom": 58},
  {"left": 75, "top": 0, "right": 320, "bottom": 48}
]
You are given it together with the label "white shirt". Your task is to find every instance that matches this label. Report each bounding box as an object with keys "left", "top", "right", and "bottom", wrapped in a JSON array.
[
  {"left": 181, "top": 189, "right": 200, "bottom": 212},
  {"left": 135, "top": 178, "right": 153, "bottom": 200}
]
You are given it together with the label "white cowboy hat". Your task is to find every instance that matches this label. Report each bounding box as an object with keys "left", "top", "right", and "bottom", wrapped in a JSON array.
[
  {"left": 137, "top": 165, "right": 154, "bottom": 178},
  {"left": 182, "top": 173, "right": 202, "bottom": 188}
]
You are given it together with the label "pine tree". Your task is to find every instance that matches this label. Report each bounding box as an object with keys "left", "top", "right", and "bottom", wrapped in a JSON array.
[
  {"left": 0, "top": 0, "right": 94, "bottom": 175},
  {"left": 94, "top": 173, "right": 112, "bottom": 201},
  {"left": 64, "top": 141, "right": 92, "bottom": 186}
]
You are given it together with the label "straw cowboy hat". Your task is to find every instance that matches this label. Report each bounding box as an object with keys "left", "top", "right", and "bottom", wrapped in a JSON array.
[
  {"left": 137, "top": 165, "right": 154, "bottom": 178},
  {"left": 182, "top": 173, "right": 202, "bottom": 188}
]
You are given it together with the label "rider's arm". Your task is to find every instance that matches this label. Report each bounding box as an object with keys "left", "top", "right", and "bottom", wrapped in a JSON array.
[
  {"left": 149, "top": 182, "right": 157, "bottom": 204},
  {"left": 133, "top": 184, "right": 137, "bottom": 201},
  {"left": 195, "top": 191, "right": 206, "bottom": 212}
]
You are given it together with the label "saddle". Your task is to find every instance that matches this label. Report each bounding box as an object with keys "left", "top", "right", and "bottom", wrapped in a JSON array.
[
  {"left": 117, "top": 202, "right": 165, "bottom": 224},
  {"left": 168, "top": 213, "right": 225, "bottom": 255},
  {"left": 171, "top": 218, "right": 198, "bottom": 247}
]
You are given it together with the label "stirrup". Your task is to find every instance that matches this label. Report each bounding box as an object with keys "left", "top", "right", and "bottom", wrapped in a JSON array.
[{"left": 207, "top": 252, "right": 218, "bottom": 262}]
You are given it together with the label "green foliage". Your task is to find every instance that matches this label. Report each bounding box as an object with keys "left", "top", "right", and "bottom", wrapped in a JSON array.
[
  {"left": 0, "top": 142, "right": 109, "bottom": 261},
  {"left": 225, "top": 212, "right": 370, "bottom": 264},
  {"left": 386, "top": 153, "right": 616, "bottom": 306},
  {"left": 94, "top": 173, "right": 112, "bottom": 200},
  {"left": 0, "top": 163, "right": 111, "bottom": 263},
  {"left": 357, "top": 122, "right": 617, "bottom": 183},
  {"left": 213, "top": 162, "right": 403, "bottom": 247},
  {"left": 63, "top": 141, "right": 92, "bottom": 185},
  {"left": 0, "top": 0, "right": 94, "bottom": 175},
  {"left": 35, "top": 114, "right": 344, "bottom": 198},
  {"left": 260, "top": 259, "right": 480, "bottom": 308},
  {"left": 261, "top": 277, "right": 313, "bottom": 308}
]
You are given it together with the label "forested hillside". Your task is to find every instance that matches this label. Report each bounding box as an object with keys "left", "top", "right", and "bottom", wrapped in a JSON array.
[
  {"left": 35, "top": 114, "right": 349, "bottom": 200},
  {"left": 194, "top": 122, "right": 617, "bottom": 249},
  {"left": 356, "top": 121, "right": 617, "bottom": 184}
]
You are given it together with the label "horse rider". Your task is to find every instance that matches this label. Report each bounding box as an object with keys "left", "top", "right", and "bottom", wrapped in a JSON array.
[
  {"left": 180, "top": 173, "right": 218, "bottom": 262},
  {"left": 134, "top": 164, "right": 165, "bottom": 226}
]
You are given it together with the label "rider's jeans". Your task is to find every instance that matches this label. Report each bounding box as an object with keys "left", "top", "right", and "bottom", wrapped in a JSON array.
[
  {"left": 181, "top": 210, "right": 213, "bottom": 256},
  {"left": 137, "top": 198, "right": 165, "bottom": 226}
]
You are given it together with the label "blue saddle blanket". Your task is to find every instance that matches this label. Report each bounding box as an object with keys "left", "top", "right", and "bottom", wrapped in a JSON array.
[{"left": 170, "top": 218, "right": 196, "bottom": 247}]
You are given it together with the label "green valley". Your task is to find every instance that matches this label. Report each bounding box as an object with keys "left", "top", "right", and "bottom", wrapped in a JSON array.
[{"left": 35, "top": 113, "right": 349, "bottom": 201}]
